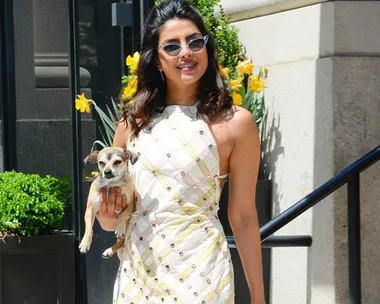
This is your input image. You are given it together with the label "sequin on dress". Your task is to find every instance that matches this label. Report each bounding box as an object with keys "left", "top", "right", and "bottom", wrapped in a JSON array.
[{"left": 113, "top": 103, "right": 234, "bottom": 304}]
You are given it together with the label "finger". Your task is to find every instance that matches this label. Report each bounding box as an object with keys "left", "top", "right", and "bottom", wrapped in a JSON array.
[
  {"left": 98, "top": 188, "right": 107, "bottom": 215},
  {"left": 115, "top": 189, "right": 123, "bottom": 213},
  {"left": 100, "top": 187, "right": 107, "bottom": 201},
  {"left": 107, "top": 187, "right": 116, "bottom": 214},
  {"left": 121, "top": 195, "right": 127, "bottom": 210}
]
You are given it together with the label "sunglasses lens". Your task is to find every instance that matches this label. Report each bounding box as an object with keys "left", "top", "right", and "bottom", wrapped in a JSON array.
[
  {"left": 189, "top": 38, "right": 205, "bottom": 52},
  {"left": 163, "top": 44, "right": 181, "bottom": 56},
  {"left": 161, "top": 37, "right": 207, "bottom": 56}
]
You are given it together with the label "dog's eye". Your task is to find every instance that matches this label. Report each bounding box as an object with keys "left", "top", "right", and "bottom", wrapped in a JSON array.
[
  {"left": 98, "top": 161, "right": 105, "bottom": 166},
  {"left": 114, "top": 160, "right": 122, "bottom": 165}
]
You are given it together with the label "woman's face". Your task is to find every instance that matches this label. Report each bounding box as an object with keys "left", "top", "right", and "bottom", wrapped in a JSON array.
[{"left": 157, "top": 18, "right": 208, "bottom": 88}]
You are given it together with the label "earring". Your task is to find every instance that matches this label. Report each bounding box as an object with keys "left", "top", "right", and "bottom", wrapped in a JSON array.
[{"left": 159, "top": 70, "right": 165, "bottom": 81}]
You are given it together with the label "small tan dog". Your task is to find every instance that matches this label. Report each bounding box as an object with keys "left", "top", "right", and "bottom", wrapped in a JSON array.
[{"left": 78, "top": 147, "right": 137, "bottom": 259}]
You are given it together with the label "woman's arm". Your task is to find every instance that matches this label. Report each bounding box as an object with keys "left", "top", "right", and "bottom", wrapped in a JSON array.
[
  {"left": 113, "top": 120, "right": 130, "bottom": 148},
  {"left": 96, "top": 121, "right": 130, "bottom": 231},
  {"left": 227, "top": 107, "right": 265, "bottom": 304}
]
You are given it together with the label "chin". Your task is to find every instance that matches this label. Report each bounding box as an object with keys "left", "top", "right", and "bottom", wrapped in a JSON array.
[
  {"left": 180, "top": 71, "right": 205, "bottom": 82},
  {"left": 166, "top": 69, "right": 206, "bottom": 86},
  {"left": 180, "top": 75, "right": 200, "bottom": 83}
]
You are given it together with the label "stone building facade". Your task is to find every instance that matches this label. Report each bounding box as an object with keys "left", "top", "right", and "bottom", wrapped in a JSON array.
[{"left": 221, "top": 0, "right": 380, "bottom": 303}]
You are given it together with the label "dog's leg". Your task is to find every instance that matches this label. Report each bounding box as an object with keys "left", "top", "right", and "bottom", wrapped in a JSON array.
[
  {"left": 78, "top": 201, "right": 97, "bottom": 253},
  {"left": 102, "top": 238, "right": 125, "bottom": 259},
  {"left": 115, "top": 193, "right": 135, "bottom": 238},
  {"left": 104, "top": 193, "right": 134, "bottom": 259}
]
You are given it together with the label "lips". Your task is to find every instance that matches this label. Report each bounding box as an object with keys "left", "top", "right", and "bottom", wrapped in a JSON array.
[{"left": 178, "top": 61, "right": 197, "bottom": 71}]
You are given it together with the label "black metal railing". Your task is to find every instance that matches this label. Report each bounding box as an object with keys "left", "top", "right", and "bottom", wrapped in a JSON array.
[
  {"left": 227, "top": 235, "right": 312, "bottom": 248},
  {"left": 0, "top": 0, "right": 17, "bottom": 171},
  {"left": 68, "top": 0, "right": 87, "bottom": 303},
  {"left": 229, "top": 145, "right": 380, "bottom": 304}
]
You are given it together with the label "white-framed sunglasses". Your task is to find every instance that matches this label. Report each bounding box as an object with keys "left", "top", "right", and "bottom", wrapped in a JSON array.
[{"left": 158, "top": 35, "right": 209, "bottom": 57}]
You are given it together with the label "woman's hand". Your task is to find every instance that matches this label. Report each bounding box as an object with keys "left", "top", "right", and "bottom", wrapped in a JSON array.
[{"left": 96, "top": 187, "right": 127, "bottom": 231}]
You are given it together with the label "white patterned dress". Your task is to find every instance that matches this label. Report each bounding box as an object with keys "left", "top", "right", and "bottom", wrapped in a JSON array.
[{"left": 113, "top": 103, "right": 234, "bottom": 304}]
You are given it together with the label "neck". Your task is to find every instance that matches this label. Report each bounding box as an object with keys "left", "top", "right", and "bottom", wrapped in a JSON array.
[{"left": 165, "top": 81, "right": 199, "bottom": 106}]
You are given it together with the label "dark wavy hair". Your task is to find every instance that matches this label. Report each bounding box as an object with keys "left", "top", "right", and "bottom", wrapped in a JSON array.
[{"left": 122, "top": 0, "right": 232, "bottom": 135}]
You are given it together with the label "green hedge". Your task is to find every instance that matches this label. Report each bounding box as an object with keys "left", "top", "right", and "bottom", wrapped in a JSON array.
[{"left": 0, "top": 171, "right": 68, "bottom": 236}]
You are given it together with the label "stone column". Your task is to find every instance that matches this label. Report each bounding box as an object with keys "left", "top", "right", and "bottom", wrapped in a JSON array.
[
  {"left": 221, "top": 0, "right": 380, "bottom": 303},
  {"left": 13, "top": 0, "right": 95, "bottom": 177}
]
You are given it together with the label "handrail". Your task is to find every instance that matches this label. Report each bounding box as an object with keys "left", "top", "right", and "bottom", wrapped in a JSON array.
[
  {"left": 227, "top": 235, "right": 312, "bottom": 249},
  {"left": 260, "top": 145, "right": 380, "bottom": 239},
  {"left": 259, "top": 145, "right": 380, "bottom": 304}
]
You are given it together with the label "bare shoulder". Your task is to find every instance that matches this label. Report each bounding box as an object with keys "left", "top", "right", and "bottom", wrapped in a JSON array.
[
  {"left": 213, "top": 105, "right": 258, "bottom": 140},
  {"left": 210, "top": 106, "right": 259, "bottom": 174},
  {"left": 229, "top": 105, "right": 257, "bottom": 133}
]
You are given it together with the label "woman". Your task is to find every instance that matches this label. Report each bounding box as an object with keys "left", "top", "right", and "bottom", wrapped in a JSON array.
[{"left": 97, "top": 0, "right": 265, "bottom": 303}]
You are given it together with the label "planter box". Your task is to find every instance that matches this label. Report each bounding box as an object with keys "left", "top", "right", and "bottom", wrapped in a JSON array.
[{"left": 0, "top": 234, "right": 75, "bottom": 304}]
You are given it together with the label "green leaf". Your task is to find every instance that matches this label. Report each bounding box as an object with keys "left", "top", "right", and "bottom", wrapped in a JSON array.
[
  {"left": 121, "top": 75, "right": 129, "bottom": 84},
  {"left": 0, "top": 171, "right": 66, "bottom": 236}
]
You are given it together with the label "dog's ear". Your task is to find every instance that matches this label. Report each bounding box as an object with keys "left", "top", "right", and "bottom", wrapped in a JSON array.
[
  {"left": 124, "top": 149, "right": 138, "bottom": 165},
  {"left": 84, "top": 150, "right": 99, "bottom": 164}
]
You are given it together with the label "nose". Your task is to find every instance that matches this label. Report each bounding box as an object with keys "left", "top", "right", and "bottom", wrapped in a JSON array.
[
  {"left": 180, "top": 46, "right": 192, "bottom": 58},
  {"left": 104, "top": 169, "right": 113, "bottom": 178}
]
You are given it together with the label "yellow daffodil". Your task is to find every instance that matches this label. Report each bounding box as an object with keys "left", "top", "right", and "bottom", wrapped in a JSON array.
[
  {"left": 122, "top": 85, "right": 136, "bottom": 99},
  {"left": 121, "top": 75, "right": 138, "bottom": 99},
  {"left": 231, "top": 91, "right": 242, "bottom": 105},
  {"left": 236, "top": 63, "right": 244, "bottom": 75},
  {"left": 236, "top": 63, "right": 245, "bottom": 75},
  {"left": 219, "top": 66, "right": 230, "bottom": 79},
  {"left": 248, "top": 75, "right": 267, "bottom": 93},
  {"left": 229, "top": 77, "right": 243, "bottom": 91},
  {"left": 75, "top": 93, "right": 91, "bottom": 113},
  {"left": 125, "top": 99, "right": 135, "bottom": 106},
  {"left": 91, "top": 171, "right": 99, "bottom": 177},
  {"left": 243, "top": 62, "right": 254, "bottom": 74},
  {"left": 126, "top": 52, "right": 140, "bottom": 74},
  {"left": 263, "top": 66, "right": 269, "bottom": 77},
  {"left": 236, "top": 61, "right": 254, "bottom": 75},
  {"left": 130, "top": 75, "right": 138, "bottom": 85}
]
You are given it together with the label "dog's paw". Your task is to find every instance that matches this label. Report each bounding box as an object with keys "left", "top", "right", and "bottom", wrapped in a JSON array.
[
  {"left": 78, "top": 237, "right": 92, "bottom": 253},
  {"left": 115, "top": 222, "right": 126, "bottom": 239},
  {"left": 102, "top": 247, "right": 115, "bottom": 259}
]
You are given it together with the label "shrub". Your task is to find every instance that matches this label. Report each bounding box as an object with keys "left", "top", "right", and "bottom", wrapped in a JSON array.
[
  {"left": 0, "top": 171, "right": 65, "bottom": 236},
  {"left": 54, "top": 176, "right": 72, "bottom": 208},
  {"left": 155, "top": 0, "right": 244, "bottom": 71}
]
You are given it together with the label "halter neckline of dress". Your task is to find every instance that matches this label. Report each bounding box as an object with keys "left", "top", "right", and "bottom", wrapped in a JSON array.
[
  {"left": 160, "top": 102, "right": 228, "bottom": 179},
  {"left": 164, "top": 100, "right": 200, "bottom": 107}
]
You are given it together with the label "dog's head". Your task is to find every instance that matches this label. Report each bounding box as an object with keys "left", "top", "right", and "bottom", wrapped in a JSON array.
[{"left": 86, "top": 147, "right": 138, "bottom": 180}]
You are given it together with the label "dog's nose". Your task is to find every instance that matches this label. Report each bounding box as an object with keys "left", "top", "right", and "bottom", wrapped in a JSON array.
[{"left": 104, "top": 169, "right": 113, "bottom": 178}]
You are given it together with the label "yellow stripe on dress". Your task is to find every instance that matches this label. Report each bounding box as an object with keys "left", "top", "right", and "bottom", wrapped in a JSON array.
[{"left": 203, "top": 272, "right": 233, "bottom": 304}]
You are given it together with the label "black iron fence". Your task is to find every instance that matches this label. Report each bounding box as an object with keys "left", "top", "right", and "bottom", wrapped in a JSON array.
[
  {"left": 243, "top": 145, "right": 378, "bottom": 304},
  {"left": 0, "top": 0, "right": 17, "bottom": 171}
]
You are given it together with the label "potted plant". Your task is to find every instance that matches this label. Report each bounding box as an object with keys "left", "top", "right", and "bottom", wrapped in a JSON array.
[{"left": 0, "top": 171, "right": 75, "bottom": 304}]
